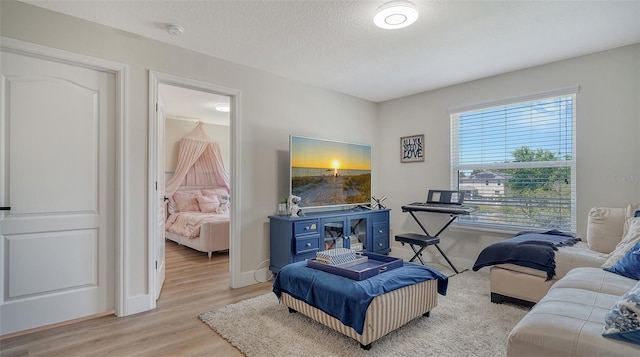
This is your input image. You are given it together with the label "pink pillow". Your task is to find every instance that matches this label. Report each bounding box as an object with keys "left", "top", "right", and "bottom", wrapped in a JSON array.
[
  {"left": 203, "top": 188, "right": 228, "bottom": 199},
  {"left": 173, "top": 190, "right": 201, "bottom": 212},
  {"left": 197, "top": 195, "right": 220, "bottom": 213}
]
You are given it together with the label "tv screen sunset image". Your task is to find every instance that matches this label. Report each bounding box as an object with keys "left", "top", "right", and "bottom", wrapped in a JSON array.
[{"left": 290, "top": 136, "right": 372, "bottom": 208}]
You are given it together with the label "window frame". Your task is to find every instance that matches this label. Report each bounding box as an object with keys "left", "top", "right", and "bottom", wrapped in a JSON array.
[{"left": 449, "top": 86, "right": 579, "bottom": 233}]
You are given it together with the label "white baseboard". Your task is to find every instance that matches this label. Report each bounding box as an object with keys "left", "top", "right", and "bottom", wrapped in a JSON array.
[{"left": 236, "top": 268, "right": 274, "bottom": 288}]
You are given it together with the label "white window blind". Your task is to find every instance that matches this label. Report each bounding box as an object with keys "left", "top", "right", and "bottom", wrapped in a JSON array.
[{"left": 450, "top": 89, "right": 577, "bottom": 232}]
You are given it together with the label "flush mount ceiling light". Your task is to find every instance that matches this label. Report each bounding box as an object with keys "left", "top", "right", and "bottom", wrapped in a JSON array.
[
  {"left": 215, "top": 103, "right": 230, "bottom": 112},
  {"left": 374, "top": 1, "right": 418, "bottom": 30},
  {"left": 166, "top": 23, "right": 185, "bottom": 36}
]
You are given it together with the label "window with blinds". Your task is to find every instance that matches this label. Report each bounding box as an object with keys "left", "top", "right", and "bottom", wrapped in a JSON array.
[{"left": 450, "top": 88, "right": 577, "bottom": 232}]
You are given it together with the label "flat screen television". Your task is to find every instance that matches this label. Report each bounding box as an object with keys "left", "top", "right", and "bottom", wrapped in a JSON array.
[{"left": 290, "top": 135, "right": 372, "bottom": 209}]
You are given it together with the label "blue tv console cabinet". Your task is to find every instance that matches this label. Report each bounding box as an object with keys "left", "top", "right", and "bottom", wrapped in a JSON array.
[{"left": 268, "top": 208, "right": 391, "bottom": 274}]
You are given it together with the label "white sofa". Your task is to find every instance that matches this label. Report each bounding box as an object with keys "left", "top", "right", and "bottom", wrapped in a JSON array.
[
  {"left": 504, "top": 205, "right": 640, "bottom": 356},
  {"left": 490, "top": 205, "right": 637, "bottom": 305},
  {"left": 507, "top": 267, "right": 639, "bottom": 356}
]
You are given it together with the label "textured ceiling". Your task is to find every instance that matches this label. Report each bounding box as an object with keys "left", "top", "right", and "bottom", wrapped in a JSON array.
[{"left": 21, "top": 0, "right": 640, "bottom": 102}]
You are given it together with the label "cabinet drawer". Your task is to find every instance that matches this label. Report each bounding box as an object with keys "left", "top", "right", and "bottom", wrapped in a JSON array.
[
  {"left": 294, "top": 220, "right": 319, "bottom": 236},
  {"left": 373, "top": 223, "right": 389, "bottom": 251},
  {"left": 373, "top": 223, "right": 389, "bottom": 238},
  {"left": 371, "top": 211, "right": 389, "bottom": 224},
  {"left": 295, "top": 235, "right": 320, "bottom": 254}
]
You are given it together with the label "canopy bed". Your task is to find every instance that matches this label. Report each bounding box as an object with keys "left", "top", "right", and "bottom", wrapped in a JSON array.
[{"left": 165, "top": 122, "right": 230, "bottom": 258}]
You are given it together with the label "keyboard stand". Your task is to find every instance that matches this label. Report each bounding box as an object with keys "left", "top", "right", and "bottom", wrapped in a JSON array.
[{"left": 397, "top": 205, "right": 472, "bottom": 276}]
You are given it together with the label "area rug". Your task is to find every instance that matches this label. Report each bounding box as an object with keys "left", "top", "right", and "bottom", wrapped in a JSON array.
[{"left": 199, "top": 270, "right": 529, "bottom": 356}]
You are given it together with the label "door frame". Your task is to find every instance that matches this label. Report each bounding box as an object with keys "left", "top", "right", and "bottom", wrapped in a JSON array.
[
  {"left": 0, "top": 37, "right": 128, "bottom": 317},
  {"left": 148, "top": 71, "right": 241, "bottom": 306}
]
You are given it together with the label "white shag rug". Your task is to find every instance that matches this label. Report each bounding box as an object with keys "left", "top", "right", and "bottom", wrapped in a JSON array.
[{"left": 199, "top": 271, "right": 529, "bottom": 356}]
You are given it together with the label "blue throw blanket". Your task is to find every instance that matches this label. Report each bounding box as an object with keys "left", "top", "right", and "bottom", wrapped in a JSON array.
[
  {"left": 272, "top": 261, "right": 448, "bottom": 335},
  {"left": 472, "top": 229, "right": 581, "bottom": 280}
]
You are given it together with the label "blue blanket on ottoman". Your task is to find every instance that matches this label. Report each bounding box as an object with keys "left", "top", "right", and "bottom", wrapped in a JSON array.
[
  {"left": 272, "top": 261, "right": 448, "bottom": 334},
  {"left": 472, "top": 229, "right": 581, "bottom": 280}
]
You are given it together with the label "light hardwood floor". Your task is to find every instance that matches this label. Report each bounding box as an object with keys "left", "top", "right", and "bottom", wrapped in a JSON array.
[{"left": 0, "top": 241, "right": 273, "bottom": 356}]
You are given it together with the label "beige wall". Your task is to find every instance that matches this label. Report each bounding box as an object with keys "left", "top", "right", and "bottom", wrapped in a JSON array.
[
  {"left": 378, "top": 44, "right": 640, "bottom": 268},
  {"left": 165, "top": 119, "right": 230, "bottom": 174},
  {"left": 0, "top": 1, "right": 378, "bottom": 304}
]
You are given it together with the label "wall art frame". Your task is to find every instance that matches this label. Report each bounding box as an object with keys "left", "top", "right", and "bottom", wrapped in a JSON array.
[{"left": 400, "top": 134, "right": 425, "bottom": 163}]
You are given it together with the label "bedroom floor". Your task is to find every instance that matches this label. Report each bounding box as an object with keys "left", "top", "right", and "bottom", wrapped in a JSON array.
[{"left": 0, "top": 240, "right": 273, "bottom": 356}]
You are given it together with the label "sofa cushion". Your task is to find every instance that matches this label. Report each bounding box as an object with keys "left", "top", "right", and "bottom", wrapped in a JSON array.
[
  {"left": 587, "top": 207, "right": 626, "bottom": 253},
  {"left": 602, "top": 281, "right": 640, "bottom": 345},
  {"left": 550, "top": 267, "right": 637, "bottom": 296},
  {"left": 603, "top": 217, "right": 640, "bottom": 268},
  {"left": 555, "top": 241, "right": 608, "bottom": 277},
  {"left": 604, "top": 241, "right": 640, "bottom": 280}
]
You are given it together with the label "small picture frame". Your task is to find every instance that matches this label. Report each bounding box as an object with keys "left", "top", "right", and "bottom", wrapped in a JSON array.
[{"left": 400, "top": 134, "right": 425, "bottom": 163}]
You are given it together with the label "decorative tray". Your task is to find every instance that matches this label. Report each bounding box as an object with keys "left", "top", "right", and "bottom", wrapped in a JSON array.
[{"left": 307, "top": 252, "right": 403, "bottom": 281}]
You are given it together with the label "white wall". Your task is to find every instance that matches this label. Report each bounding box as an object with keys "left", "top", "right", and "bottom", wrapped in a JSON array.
[
  {"left": 378, "top": 44, "right": 640, "bottom": 269},
  {"left": 165, "top": 119, "right": 230, "bottom": 174},
  {"left": 0, "top": 1, "right": 377, "bottom": 304}
]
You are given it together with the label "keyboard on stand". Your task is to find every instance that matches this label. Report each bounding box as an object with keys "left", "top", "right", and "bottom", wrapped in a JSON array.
[
  {"left": 398, "top": 201, "right": 475, "bottom": 275},
  {"left": 403, "top": 202, "right": 474, "bottom": 214}
]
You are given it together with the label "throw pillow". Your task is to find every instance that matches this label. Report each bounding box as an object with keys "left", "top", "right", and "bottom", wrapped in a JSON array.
[
  {"left": 197, "top": 195, "right": 220, "bottom": 213},
  {"left": 602, "top": 281, "right": 640, "bottom": 345},
  {"left": 624, "top": 203, "right": 640, "bottom": 236},
  {"left": 203, "top": 188, "right": 228, "bottom": 199},
  {"left": 587, "top": 207, "right": 626, "bottom": 253},
  {"left": 172, "top": 190, "right": 201, "bottom": 212},
  {"left": 604, "top": 241, "right": 640, "bottom": 280},
  {"left": 167, "top": 198, "right": 178, "bottom": 215},
  {"left": 602, "top": 217, "right": 640, "bottom": 268}
]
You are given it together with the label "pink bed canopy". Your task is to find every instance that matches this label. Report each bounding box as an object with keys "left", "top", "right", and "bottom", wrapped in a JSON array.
[{"left": 165, "top": 121, "right": 230, "bottom": 198}]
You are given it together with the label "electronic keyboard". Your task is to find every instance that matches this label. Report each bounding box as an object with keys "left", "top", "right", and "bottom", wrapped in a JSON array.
[{"left": 402, "top": 202, "right": 475, "bottom": 215}]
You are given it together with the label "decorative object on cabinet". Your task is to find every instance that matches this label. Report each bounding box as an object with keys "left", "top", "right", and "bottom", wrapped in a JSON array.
[
  {"left": 278, "top": 198, "right": 288, "bottom": 215},
  {"left": 372, "top": 195, "right": 387, "bottom": 209},
  {"left": 288, "top": 194, "right": 303, "bottom": 217}
]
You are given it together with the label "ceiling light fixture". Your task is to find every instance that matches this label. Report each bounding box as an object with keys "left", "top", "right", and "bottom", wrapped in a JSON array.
[
  {"left": 215, "top": 103, "right": 230, "bottom": 112},
  {"left": 166, "top": 24, "right": 185, "bottom": 36},
  {"left": 374, "top": 1, "right": 418, "bottom": 30}
]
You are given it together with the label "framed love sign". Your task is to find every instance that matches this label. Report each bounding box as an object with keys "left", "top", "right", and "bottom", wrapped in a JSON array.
[{"left": 400, "top": 134, "right": 424, "bottom": 163}]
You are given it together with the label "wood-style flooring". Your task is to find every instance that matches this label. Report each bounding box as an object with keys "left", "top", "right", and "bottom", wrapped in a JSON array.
[{"left": 0, "top": 241, "right": 273, "bottom": 356}]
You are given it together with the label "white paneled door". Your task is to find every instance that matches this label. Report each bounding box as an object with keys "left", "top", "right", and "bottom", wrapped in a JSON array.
[{"left": 0, "top": 50, "right": 115, "bottom": 335}]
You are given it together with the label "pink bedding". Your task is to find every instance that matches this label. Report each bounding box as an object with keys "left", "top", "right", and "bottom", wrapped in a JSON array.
[{"left": 166, "top": 211, "right": 229, "bottom": 239}]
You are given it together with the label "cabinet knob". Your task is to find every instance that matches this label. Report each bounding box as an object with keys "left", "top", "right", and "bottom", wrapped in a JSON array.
[
  {"left": 378, "top": 229, "right": 383, "bottom": 234},
  {"left": 378, "top": 242, "right": 383, "bottom": 247},
  {"left": 306, "top": 242, "right": 312, "bottom": 247},
  {"left": 305, "top": 226, "right": 309, "bottom": 230}
]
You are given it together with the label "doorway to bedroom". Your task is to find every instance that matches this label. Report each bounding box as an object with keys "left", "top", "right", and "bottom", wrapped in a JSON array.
[{"left": 149, "top": 72, "right": 239, "bottom": 304}]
